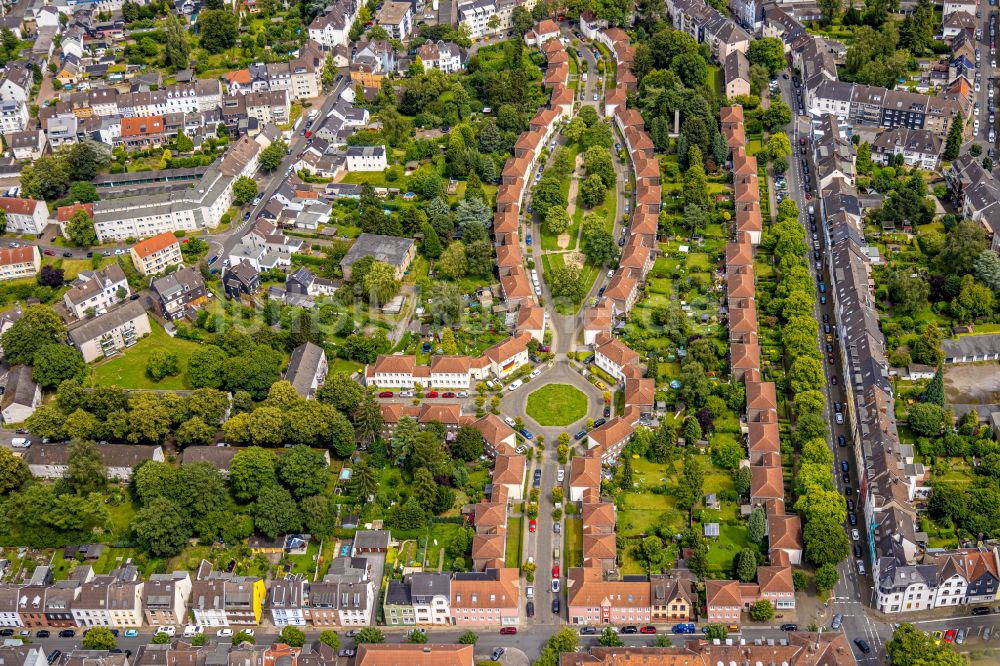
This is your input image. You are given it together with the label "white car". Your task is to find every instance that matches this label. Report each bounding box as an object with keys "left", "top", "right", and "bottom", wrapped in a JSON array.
[
  {"left": 852, "top": 529, "right": 860, "bottom": 541},
  {"left": 557, "top": 469, "right": 565, "bottom": 482},
  {"left": 530, "top": 368, "right": 541, "bottom": 378},
  {"left": 399, "top": 390, "right": 414, "bottom": 398},
  {"left": 976, "top": 103, "right": 981, "bottom": 116},
  {"left": 217, "top": 629, "right": 234, "bottom": 638},
  {"left": 977, "top": 82, "right": 982, "bottom": 92},
  {"left": 457, "top": 391, "right": 468, "bottom": 398},
  {"left": 551, "top": 579, "right": 561, "bottom": 593},
  {"left": 535, "top": 286, "right": 542, "bottom": 296},
  {"left": 156, "top": 627, "right": 176, "bottom": 636},
  {"left": 504, "top": 416, "right": 517, "bottom": 427},
  {"left": 607, "top": 269, "right": 615, "bottom": 278},
  {"left": 515, "top": 444, "right": 528, "bottom": 454},
  {"left": 507, "top": 380, "right": 523, "bottom": 391}
]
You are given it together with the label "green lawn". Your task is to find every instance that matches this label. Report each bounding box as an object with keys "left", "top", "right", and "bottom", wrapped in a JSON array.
[
  {"left": 705, "top": 525, "right": 751, "bottom": 571},
  {"left": 91, "top": 321, "right": 205, "bottom": 390},
  {"left": 525, "top": 383, "right": 588, "bottom": 425},
  {"left": 564, "top": 517, "right": 583, "bottom": 568},
  {"left": 506, "top": 517, "right": 523, "bottom": 568}
]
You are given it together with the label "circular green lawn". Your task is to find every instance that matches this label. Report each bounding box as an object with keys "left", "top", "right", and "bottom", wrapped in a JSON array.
[{"left": 525, "top": 383, "right": 589, "bottom": 426}]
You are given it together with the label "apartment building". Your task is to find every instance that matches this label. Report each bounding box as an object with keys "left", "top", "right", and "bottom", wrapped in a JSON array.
[
  {"left": 71, "top": 566, "right": 144, "bottom": 627},
  {"left": 375, "top": 1, "right": 413, "bottom": 39},
  {"left": 0, "top": 245, "right": 40, "bottom": 282},
  {"left": 67, "top": 300, "right": 152, "bottom": 363},
  {"left": 150, "top": 266, "right": 208, "bottom": 321},
  {"left": 93, "top": 136, "right": 259, "bottom": 241},
  {"left": 309, "top": 556, "right": 376, "bottom": 626},
  {"left": 365, "top": 332, "right": 531, "bottom": 387},
  {"left": 130, "top": 231, "right": 183, "bottom": 276},
  {"left": 142, "top": 571, "right": 192, "bottom": 626},
  {"left": 308, "top": 0, "right": 361, "bottom": 48},
  {"left": 593, "top": 332, "right": 639, "bottom": 382},
  {"left": 23, "top": 443, "right": 164, "bottom": 481},
  {"left": 0, "top": 198, "right": 49, "bottom": 235},
  {"left": 189, "top": 561, "right": 266, "bottom": 626},
  {"left": 384, "top": 573, "right": 452, "bottom": 626},
  {"left": 62, "top": 264, "right": 130, "bottom": 319},
  {"left": 0, "top": 364, "right": 40, "bottom": 424},
  {"left": 345, "top": 145, "right": 388, "bottom": 172},
  {"left": 449, "top": 569, "right": 519, "bottom": 626},
  {"left": 567, "top": 567, "right": 652, "bottom": 625},
  {"left": 416, "top": 41, "right": 464, "bottom": 73},
  {"left": 285, "top": 342, "right": 328, "bottom": 399},
  {"left": 268, "top": 574, "right": 309, "bottom": 627}
]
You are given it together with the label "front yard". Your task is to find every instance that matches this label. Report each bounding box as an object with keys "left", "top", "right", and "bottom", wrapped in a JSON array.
[{"left": 91, "top": 320, "right": 205, "bottom": 390}]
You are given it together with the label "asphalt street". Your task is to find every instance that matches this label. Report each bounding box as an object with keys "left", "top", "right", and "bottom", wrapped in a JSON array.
[{"left": 777, "top": 72, "right": 889, "bottom": 663}]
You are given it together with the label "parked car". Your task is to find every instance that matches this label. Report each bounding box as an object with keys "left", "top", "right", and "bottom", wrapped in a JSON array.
[
  {"left": 621, "top": 626, "right": 638, "bottom": 634},
  {"left": 58, "top": 630, "right": 75, "bottom": 638},
  {"left": 47, "top": 652, "right": 60, "bottom": 665},
  {"left": 580, "top": 627, "right": 597, "bottom": 635},
  {"left": 378, "top": 391, "right": 393, "bottom": 398},
  {"left": 780, "top": 624, "right": 798, "bottom": 632},
  {"left": 551, "top": 579, "right": 561, "bottom": 593},
  {"left": 854, "top": 639, "right": 871, "bottom": 654},
  {"left": 831, "top": 614, "right": 843, "bottom": 630},
  {"left": 36, "top": 631, "right": 50, "bottom": 638},
  {"left": 526, "top": 601, "right": 535, "bottom": 617},
  {"left": 529, "top": 519, "right": 537, "bottom": 532},
  {"left": 640, "top": 626, "right": 657, "bottom": 634},
  {"left": 426, "top": 391, "right": 439, "bottom": 398},
  {"left": 672, "top": 624, "right": 696, "bottom": 634},
  {"left": 491, "top": 648, "right": 505, "bottom": 661},
  {"left": 552, "top": 565, "right": 560, "bottom": 578},
  {"left": 552, "top": 598, "right": 560, "bottom": 614},
  {"left": 500, "top": 627, "right": 517, "bottom": 635}
]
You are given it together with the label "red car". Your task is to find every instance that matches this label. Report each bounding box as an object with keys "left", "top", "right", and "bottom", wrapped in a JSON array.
[
  {"left": 529, "top": 519, "right": 536, "bottom": 532},
  {"left": 640, "top": 626, "right": 657, "bottom": 634},
  {"left": 945, "top": 629, "right": 956, "bottom": 643},
  {"left": 378, "top": 391, "right": 393, "bottom": 398},
  {"left": 442, "top": 392, "right": 456, "bottom": 398},
  {"left": 43, "top": 249, "right": 55, "bottom": 256},
  {"left": 552, "top": 565, "right": 560, "bottom": 578},
  {"left": 499, "top": 627, "right": 517, "bottom": 635},
  {"left": 426, "top": 391, "right": 439, "bottom": 398}
]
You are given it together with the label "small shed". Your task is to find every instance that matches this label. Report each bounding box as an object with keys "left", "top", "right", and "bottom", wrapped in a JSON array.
[
  {"left": 703, "top": 523, "right": 720, "bottom": 538},
  {"left": 705, "top": 493, "right": 720, "bottom": 510}
]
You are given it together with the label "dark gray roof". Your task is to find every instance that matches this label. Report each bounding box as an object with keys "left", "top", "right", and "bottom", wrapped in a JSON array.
[
  {"left": 409, "top": 572, "right": 450, "bottom": 602},
  {"left": 67, "top": 299, "right": 148, "bottom": 346},
  {"left": 341, "top": 233, "right": 414, "bottom": 269},
  {"left": 352, "top": 529, "right": 391, "bottom": 551},
  {"left": 1, "top": 364, "right": 36, "bottom": 411},
  {"left": 942, "top": 334, "right": 1000, "bottom": 358},
  {"left": 285, "top": 342, "right": 326, "bottom": 398}
]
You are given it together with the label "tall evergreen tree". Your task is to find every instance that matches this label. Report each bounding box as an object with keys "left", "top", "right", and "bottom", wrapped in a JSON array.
[{"left": 944, "top": 114, "right": 964, "bottom": 161}]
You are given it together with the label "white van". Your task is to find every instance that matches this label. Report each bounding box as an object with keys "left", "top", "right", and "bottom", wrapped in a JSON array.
[
  {"left": 507, "top": 379, "right": 523, "bottom": 391},
  {"left": 183, "top": 625, "right": 203, "bottom": 638}
]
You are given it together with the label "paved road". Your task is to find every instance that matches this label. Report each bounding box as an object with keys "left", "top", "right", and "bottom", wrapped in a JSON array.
[
  {"left": 204, "top": 77, "right": 350, "bottom": 269},
  {"left": 779, "top": 72, "right": 888, "bottom": 663}
]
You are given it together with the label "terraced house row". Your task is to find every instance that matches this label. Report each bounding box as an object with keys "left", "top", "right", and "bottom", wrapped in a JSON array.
[{"left": 809, "top": 114, "right": 1000, "bottom": 614}]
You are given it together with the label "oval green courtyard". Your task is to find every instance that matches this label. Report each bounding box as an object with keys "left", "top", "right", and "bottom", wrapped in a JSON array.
[{"left": 525, "top": 383, "right": 589, "bottom": 426}]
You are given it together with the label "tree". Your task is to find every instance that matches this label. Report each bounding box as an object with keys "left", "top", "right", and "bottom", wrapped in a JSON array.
[
  {"left": 232, "top": 631, "right": 255, "bottom": 646},
  {"left": 748, "top": 506, "right": 766, "bottom": 543},
  {"left": 64, "top": 207, "right": 98, "bottom": 246},
  {"left": 151, "top": 633, "right": 171, "bottom": 645},
  {"left": 766, "top": 132, "right": 792, "bottom": 160},
  {"left": 922, "top": 367, "right": 945, "bottom": 406},
  {"left": 20, "top": 154, "right": 71, "bottom": 200},
  {"left": 355, "top": 628, "right": 385, "bottom": 644},
  {"left": 316, "top": 372, "right": 365, "bottom": 413},
  {"left": 549, "top": 263, "right": 585, "bottom": 303},
  {"left": 712, "top": 438, "right": 744, "bottom": 470},
  {"left": 887, "top": 624, "right": 964, "bottom": 666},
  {"left": 254, "top": 485, "right": 302, "bottom": 538},
  {"left": 736, "top": 548, "right": 758, "bottom": 582},
  {"left": 761, "top": 100, "right": 792, "bottom": 131},
  {"left": 229, "top": 447, "right": 278, "bottom": 501},
  {"left": 945, "top": 114, "right": 964, "bottom": 160},
  {"left": 544, "top": 206, "right": 571, "bottom": 235},
  {"left": 260, "top": 141, "right": 288, "bottom": 172},
  {"left": 584, "top": 146, "right": 615, "bottom": 188},
  {"left": 887, "top": 270, "right": 930, "bottom": 316},
  {"left": 67, "top": 439, "right": 106, "bottom": 494},
  {"left": 175, "top": 130, "right": 194, "bottom": 154},
  {"left": 197, "top": 9, "right": 238, "bottom": 53},
  {"left": 319, "top": 631, "right": 340, "bottom": 650},
  {"left": 146, "top": 349, "right": 180, "bottom": 382},
  {"left": 912, "top": 321, "right": 944, "bottom": 366},
  {"left": 749, "top": 599, "right": 775, "bottom": 621},
  {"left": 803, "top": 517, "right": 850, "bottom": 566},
  {"left": 452, "top": 425, "right": 485, "bottom": 461},
  {"left": 32, "top": 344, "right": 84, "bottom": 388},
  {"left": 38, "top": 264, "right": 64, "bottom": 288},
  {"left": 704, "top": 625, "right": 727, "bottom": 640},
  {"left": 532, "top": 172, "right": 568, "bottom": 219},
  {"left": 233, "top": 176, "right": 258, "bottom": 205},
  {"left": 82, "top": 627, "right": 117, "bottom": 651},
  {"left": 815, "top": 562, "right": 840, "bottom": 593},
  {"left": 277, "top": 445, "right": 328, "bottom": 498},
  {"left": 579, "top": 173, "right": 608, "bottom": 208},
  {"left": 582, "top": 226, "right": 616, "bottom": 267},
  {"left": 134, "top": 497, "right": 192, "bottom": 557},
  {"left": 711, "top": 132, "right": 728, "bottom": 166},
  {"left": 278, "top": 626, "right": 306, "bottom": 647},
  {"left": 437, "top": 241, "right": 468, "bottom": 280},
  {"left": 675, "top": 453, "right": 705, "bottom": 512},
  {"left": 457, "top": 631, "right": 478, "bottom": 645},
  {"left": 683, "top": 146, "right": 708, "bottom": 208},
  {"left": 0, "top": 447, "right": 29, "bottom": 495},
  {"left": 163, "top": 12, "right": 191, "bottom": 69},
  {"left": 599, "top": 627, "right": 624, "bottom": 647},
  {"left": 747, "top": 37, "right": 786, "bottom": 74},
  {"left": 788, "top": 356, "right": 825, "bottom": 395},
  {"left": 348, "top": 459, "right": 377, "bottom": 499},
  {"left": 907, "top": 402, "right": 944, "bottom": 436}
]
